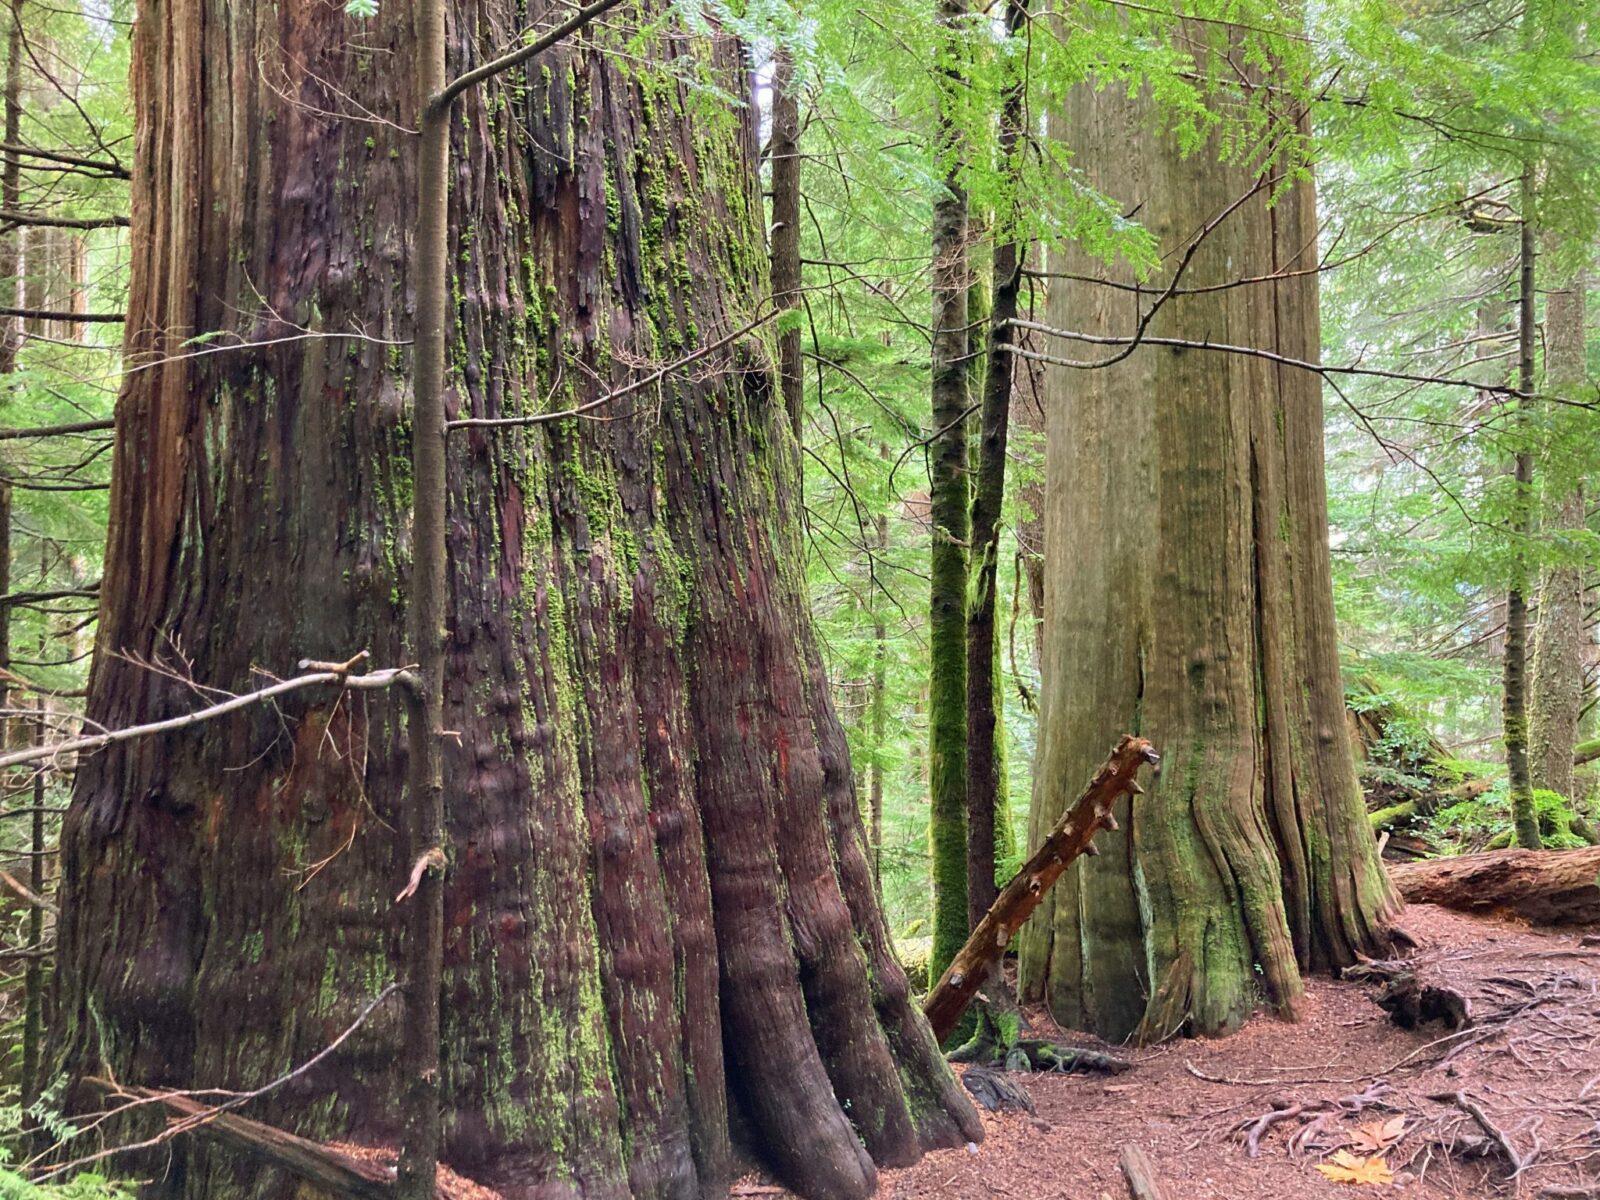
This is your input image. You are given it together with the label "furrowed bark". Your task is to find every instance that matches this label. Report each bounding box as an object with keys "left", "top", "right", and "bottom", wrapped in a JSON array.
[
  {"left": 964, "top": 0, "right": 1026, "bottom": 932},
  {"left": 0, "top": 0, "right": 19, "bottom": 372},
  {"left": 925, "top": 735, "right": 1157, "bottom": 1043},
  {"left": 928, "top": 0, "right": 970, "bottom": 985},
  {"left": 770, "top": 47, "right": 802, "bottom": 443},
  {"left": 1529, "top": 269, "right": 1585, "bottom": 803},
  {"left": 54, "top": 0, "right": 978, "bottom": 1194},
  {"left": 1504, "top": 163, "right": 1539, "bottom": 849},
  {"left": 1018, "top": 20, "right": 1397, "bottom": 1044}
]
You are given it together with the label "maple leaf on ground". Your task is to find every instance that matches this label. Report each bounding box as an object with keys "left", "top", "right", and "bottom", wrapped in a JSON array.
[
  {"left": 1349, "top": 1116, "right": 1407, "bottom": 1154},
  {"left": 1316, "top": 1150, "right": 1394, "bottom": 1186}
]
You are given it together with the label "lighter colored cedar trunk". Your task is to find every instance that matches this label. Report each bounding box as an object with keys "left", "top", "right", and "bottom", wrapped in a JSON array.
[
  {"left": 53, "top": 0, "right": 980, "bottom": 1195},
  {"left": 1529, "top": 271, "right": 1586, "bottom": 803},
  {"left": 927, "top": 0, "right": 970, "bottom": 983},
  {"left": 1017, "top": 49, "right": 1396, "bottom": 1044}
]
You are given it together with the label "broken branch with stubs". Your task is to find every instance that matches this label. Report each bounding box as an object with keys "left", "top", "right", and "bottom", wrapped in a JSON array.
[{"left": 922, "top": 734, "right": 1159, "bottom": 1043}]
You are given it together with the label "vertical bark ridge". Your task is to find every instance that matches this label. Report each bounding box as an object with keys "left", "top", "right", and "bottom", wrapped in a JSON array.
[{"left": 1529, "top": 270, "right": 1586, "bottom": 803}]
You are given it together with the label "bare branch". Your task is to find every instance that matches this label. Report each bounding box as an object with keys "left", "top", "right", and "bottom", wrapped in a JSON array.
[
  {"left": 0, "top": 664, "right": 420, "bottom": 773},
  {"left": 434, "top": 0, "right": 629, "bottom": 111}
]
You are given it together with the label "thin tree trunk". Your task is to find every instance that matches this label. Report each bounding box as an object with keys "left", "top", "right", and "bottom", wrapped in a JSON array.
[
  {"left": 871, "top": 506, "right": 887, "bottom": 891},
  {"left": 395, "top": 0, "right": 448, "bottom": 1190},
  {"left": 20, "top": 696, "right": 44, "bottom": 1123},
  {"left": 964, "top": 0, "right": 1026, "bottom": 931},
  {"left": 0, "top": 0, "right": 19, "bottom": 374},
  {"left": 0, "top": 7, "right": 21, "bottom": 1121},
  {"left": 1504, "top": 164, "right": 1540, "bottom": 849},
  {"left": 770, "top": 47, "right": 803, "bottom": 443},
  {"left": 1529, "top": 269, "right": 1585, "bottom": 802},
  {"left": 927, "top": 0, "right": 970, "bottom": 983}
]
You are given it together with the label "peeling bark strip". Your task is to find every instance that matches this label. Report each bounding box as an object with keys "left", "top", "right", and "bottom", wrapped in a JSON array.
[
  {"left": 55, "top": 0, "right": 979, "bottom": 1195},
  {"left": 924, "top": 736, "right": 1157, "bottom": 1043}
]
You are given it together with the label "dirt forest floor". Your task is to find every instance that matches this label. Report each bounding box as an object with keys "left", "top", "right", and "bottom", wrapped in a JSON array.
[{"left": 742, "top": 905, "right": 1600, "bottom": 1200}]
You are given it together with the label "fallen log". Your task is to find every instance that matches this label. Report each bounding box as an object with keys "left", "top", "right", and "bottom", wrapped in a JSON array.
[
  {"left": 1387, "top": 847, "right": 1600, "bottom": 925},
  {"left": 922, "top": 734, "right": 1159, "bottom": 1043}
]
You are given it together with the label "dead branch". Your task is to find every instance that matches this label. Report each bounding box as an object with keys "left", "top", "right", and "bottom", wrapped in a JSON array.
[
  {"left": 0, "top": 663, "right": 419, "bottom": 773},
  {"left": 921, "top": 734, "right": 1159, "bottom": 1042},
  {"left": 0, "top": 869, "right": 56, "bottom": 914},
  {"left": 1118, "top": 1144, "right": 1171, "bottom": 1200},
  {"left": 80, "top": 1082, "right": 395, "bottom": 1200},
  {"left": 445, "top": 310, "right": 779, "bottom": 432},
  {"left": 0, "top": 418, "right": 113, "bottom": 441},
  {"left": 39, "top": 984, "right": 401, "bottom": 1182},
  {"left": 0, "top": 208, "right": 127, "bottom": 229}
]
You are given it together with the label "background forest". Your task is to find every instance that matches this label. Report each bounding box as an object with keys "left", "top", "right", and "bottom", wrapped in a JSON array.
[{"left": 0, "top": 0, "right": 1591, "bottom": 1195}]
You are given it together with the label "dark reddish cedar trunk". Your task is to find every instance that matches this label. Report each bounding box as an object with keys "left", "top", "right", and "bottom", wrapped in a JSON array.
[{"left": 52, "top": 1, "right": 979, "bottom": 1197}]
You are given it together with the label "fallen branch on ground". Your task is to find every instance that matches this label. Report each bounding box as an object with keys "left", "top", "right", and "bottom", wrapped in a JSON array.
[
  {"left": 41, "top": 984, "right": 400, "bottom": 1183},
  {"left": 922, "top": 734, "right": 1159, "bottom": 1042},
  {"left": 81, "top": 1082, "right": 396, "bottom": 1200},
  {"left": 1118, "top": 1144, "right": 1170, "bottom": 1200}
]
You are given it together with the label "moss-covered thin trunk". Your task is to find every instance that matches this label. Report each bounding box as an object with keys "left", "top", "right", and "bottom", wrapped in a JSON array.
[
  {"left": 1505, "top": 164, "right": 1540, "bottom": 849},
  {"left": 927, "top": 0, "right": 970, "bottom": 982},
  {"left": 964, "top": 0, "right": 1025, "bottom": 931},
  {"left": 1018, "top": 33, "right": 1397, "bottom": 1043}
]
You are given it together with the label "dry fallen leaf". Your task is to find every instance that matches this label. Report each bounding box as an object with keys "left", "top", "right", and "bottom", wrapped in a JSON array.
[
  {"left": 1349, "top": 1115, "right": 1407, "bottom": 1153},
  {"left": 1315, "top": 1150, "right": 1394, "bottom": 1186}
]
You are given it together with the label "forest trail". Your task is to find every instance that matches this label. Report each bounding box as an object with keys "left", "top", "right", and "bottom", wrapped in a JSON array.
[{"left": 740, "top": 906, "right": 1600, "bottom": 1200}]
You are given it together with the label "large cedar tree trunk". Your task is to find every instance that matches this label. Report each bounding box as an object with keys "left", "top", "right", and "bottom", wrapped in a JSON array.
[
  {"left": 1016, "top": 60, "right": 1398, "bottom": 1044},
  {"left": 52, "top": 2, "right": 979, "bottom": 1197}
]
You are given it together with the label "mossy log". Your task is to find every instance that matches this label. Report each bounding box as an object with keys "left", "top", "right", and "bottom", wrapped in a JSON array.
[
  {"left": 1369, "top": 778, "right": 1492, "bottom": 833},
  {"left": 1576, "top": 737, "right": 1600, "bottom": 768},
  {"left": 1387, "top": 847, "right": 1600, "bottom": 925},
  {"left": 922, "top": 735, "right": 1159, "bottom": 1043}
]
